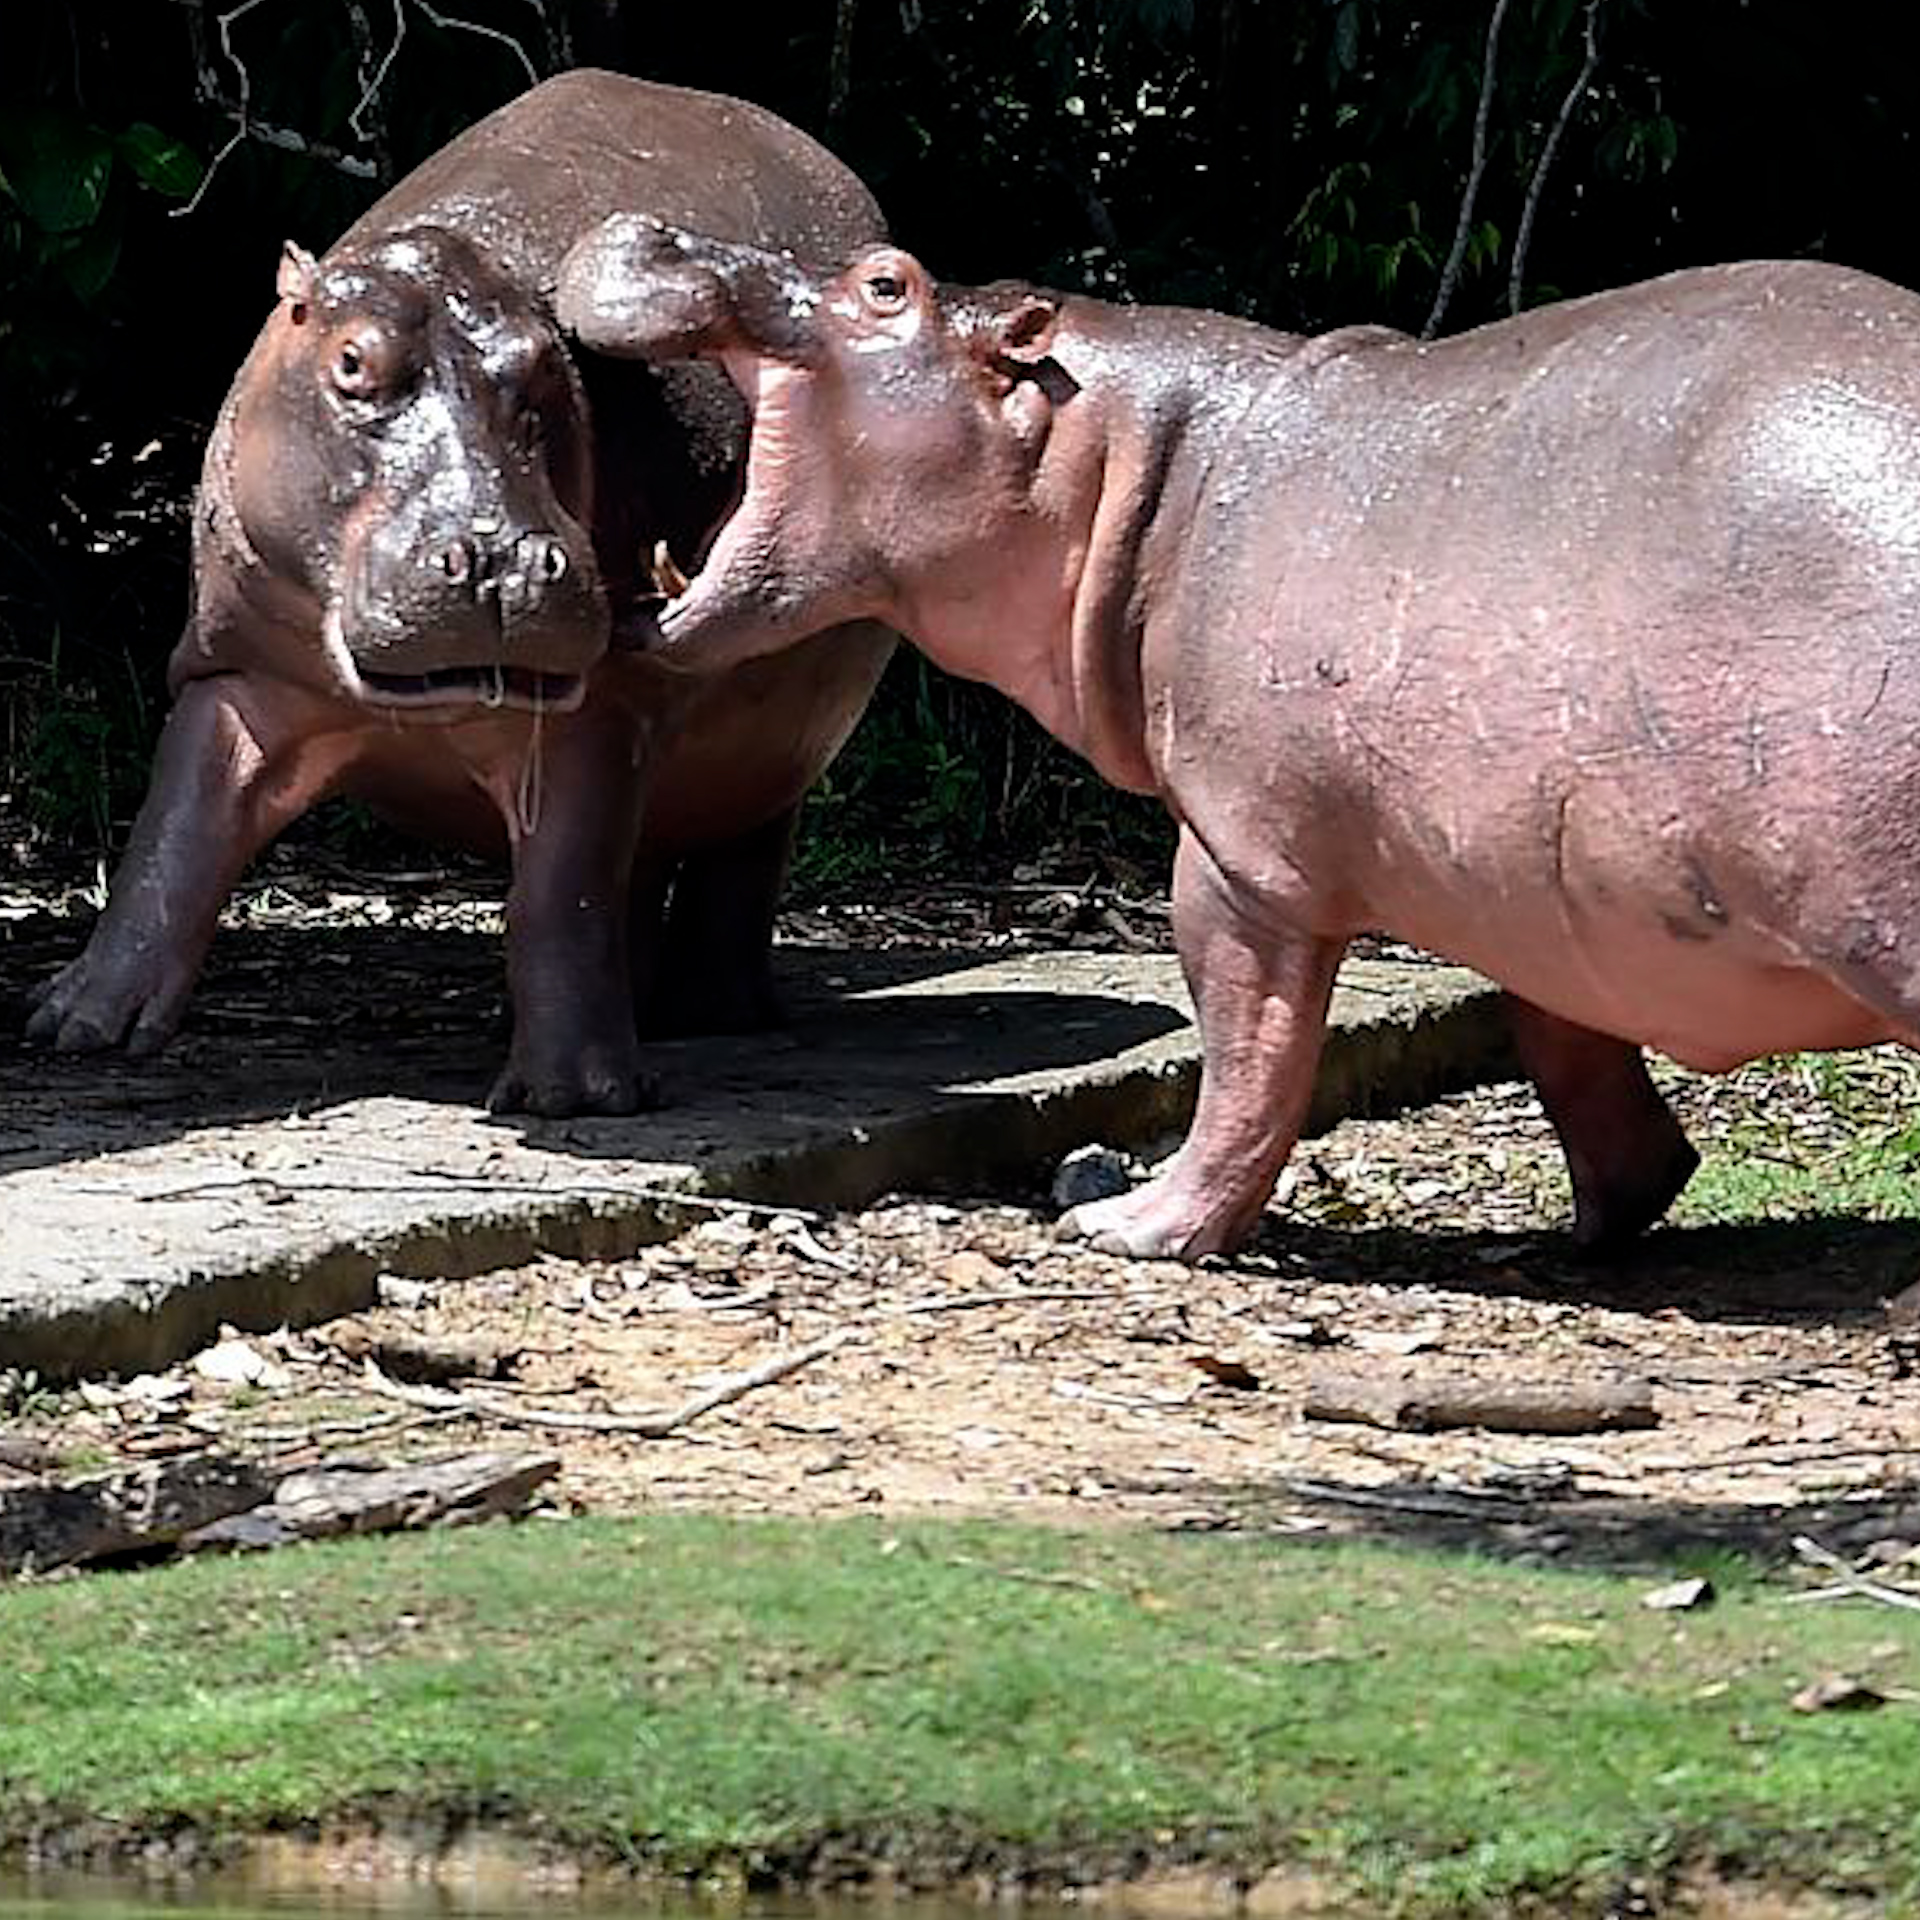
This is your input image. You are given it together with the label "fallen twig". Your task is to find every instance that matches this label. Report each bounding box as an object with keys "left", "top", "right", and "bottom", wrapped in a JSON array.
[
  {"left": 242, "top": 1405, "right": 472, "bottom": 1455},
  {"left": 1632, "top": 1441, "right": 1920, "bottom": 1473},
  {"left": 358, "top": 1328, "right": 858, "bottom": 1438},
  {"left": 899, "top": 1288, "right": 1112, "bottom": 1315},
  {"left": 1787, "top": 1535, "right": 1920, "bottom": 1614}
]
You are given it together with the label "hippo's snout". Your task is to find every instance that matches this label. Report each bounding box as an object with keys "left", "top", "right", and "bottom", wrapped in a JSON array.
[{"left": 338, "top": 510, "right": 609, "bottom": 712}]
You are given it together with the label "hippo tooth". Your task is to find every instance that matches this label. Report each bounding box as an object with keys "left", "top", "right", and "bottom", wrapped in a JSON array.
[{"left": 651, "top": 538, "right": 692, "bottom": 598}]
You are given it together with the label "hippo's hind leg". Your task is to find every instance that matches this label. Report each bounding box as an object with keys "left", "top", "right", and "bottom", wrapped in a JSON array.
[
  {"left": 1506, "top": 997, "right": 1699, "bottom": 1254},
  {"left": 638, "top": 805, "right": 797, "bottom": 1037},
  {"left": 1060, "top": 825, "right": 1344, "bottom": 1260}
]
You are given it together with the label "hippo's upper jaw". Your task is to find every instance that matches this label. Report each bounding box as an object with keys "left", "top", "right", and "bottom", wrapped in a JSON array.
[{"left": 556, "top": 218, "right": 1064, "bottom": 675}]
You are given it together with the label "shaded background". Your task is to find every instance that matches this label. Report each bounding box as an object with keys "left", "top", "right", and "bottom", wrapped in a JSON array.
[{"left": 5, "top": 0, "right": 1918, "bottom": 878}]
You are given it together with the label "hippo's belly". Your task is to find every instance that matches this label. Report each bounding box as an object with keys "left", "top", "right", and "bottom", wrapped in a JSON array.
[
  {"left": 1354, "top": 763, "right": 1906, "bottom": 1071},
  {"left": 1392, "top": 887, "right": 1898, "bottom": 1070}
]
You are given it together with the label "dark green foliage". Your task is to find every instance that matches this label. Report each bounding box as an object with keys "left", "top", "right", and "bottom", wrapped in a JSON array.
[
  {"left": 793, "top": 653, "right": 1171, "bottom": 887},
  {"left": 6, "top": 1, "right": 1920, "bottom": 864}
]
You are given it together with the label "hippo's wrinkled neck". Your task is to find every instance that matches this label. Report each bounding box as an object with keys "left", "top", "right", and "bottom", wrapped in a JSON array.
[
  {"left": 1052, "top": 410, "right": 1171, "bottom": 795},
  {"left": 967, "top": 308, "right": 1296, "bottom": 798}
]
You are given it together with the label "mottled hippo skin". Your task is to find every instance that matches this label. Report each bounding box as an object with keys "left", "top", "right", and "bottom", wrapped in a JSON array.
[
  {"left": 556, "top": 218, "right": 1920, "bottom": 1256},
  {"left": 28, "top": 74, "right": 893, "bottom": 1115}
]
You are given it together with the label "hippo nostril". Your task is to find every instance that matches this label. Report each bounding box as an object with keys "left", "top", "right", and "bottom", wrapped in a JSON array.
[
  {"left": 435, "top": 538, "right": 476, "bottom": 587},
  {"left": 516, "top": 532, "right": 570, "bottom": 587}
]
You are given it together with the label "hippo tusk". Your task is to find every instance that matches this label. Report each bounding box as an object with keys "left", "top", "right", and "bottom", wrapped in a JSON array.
[{"left": 650, "top": 538, "right": 692, "bottom": 599}]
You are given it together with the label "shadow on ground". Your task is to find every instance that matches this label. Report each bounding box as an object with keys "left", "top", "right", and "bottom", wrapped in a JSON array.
[
  {"left": 1176, "top": 1469, "right": 1920, "bottom": 1571},
  {"left": 0, "top": 916, "right": 1183, "bottom": 1177},
  {"left": 1242, "top": 1214, "right": 1913, "bottom": 1325}
]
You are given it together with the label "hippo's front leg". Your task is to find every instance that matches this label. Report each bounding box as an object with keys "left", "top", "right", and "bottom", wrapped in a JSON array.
[
  {"left": 488, "top": 707, "right": 655, "bottom": 1117},
  {"left": 27, "top": 675, "right": 342, "bottom": 1055},
  {"left": 1061, "top": 828, "right": 1345, "bottom": 1259}
]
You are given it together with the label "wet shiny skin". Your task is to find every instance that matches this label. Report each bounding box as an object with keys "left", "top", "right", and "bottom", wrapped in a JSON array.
[
  {"left": 27, "top": 74, "right": 893, "bottom": 1116},
  {"left": 558, "top": 228, "right": 1920, "bottom": 1254}
]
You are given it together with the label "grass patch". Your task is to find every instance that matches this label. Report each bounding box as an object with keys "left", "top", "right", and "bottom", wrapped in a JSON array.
[
  {"left": 1672, "top": 1049, "right": 1920, "bottom": 1229},
  {"left": 3, "top": 1518, "right": 1918, "bottom": 1909}
]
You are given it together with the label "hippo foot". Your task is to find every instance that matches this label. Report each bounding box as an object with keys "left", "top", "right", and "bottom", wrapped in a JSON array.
[
  {"left": 24, "top": 952, "right": 188, "bottom": 1058},
  {"left": 486, "top": 1044, "right": 663, "bottom": 1118},
  {"left": 1567, "top": 1130, "right": 1701, "bottom": 1260},
  {"left": 1055, "top": 1175, "right": 1257, "bottom": 1263}
]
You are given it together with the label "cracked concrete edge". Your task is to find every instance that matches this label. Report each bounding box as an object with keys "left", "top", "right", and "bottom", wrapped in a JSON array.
[{"left": 4, "top": 981, "right": 1515, "bottom": 1384}]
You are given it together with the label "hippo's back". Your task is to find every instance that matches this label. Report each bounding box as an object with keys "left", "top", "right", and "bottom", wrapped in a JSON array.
[{"left": 341, "top": 70, "right": 885, "bottom": 279}]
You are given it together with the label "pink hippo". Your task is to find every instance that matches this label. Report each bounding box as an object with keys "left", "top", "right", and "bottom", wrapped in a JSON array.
[{"left": 554, "top": 216, "right": 1920, "bottom": 1259}]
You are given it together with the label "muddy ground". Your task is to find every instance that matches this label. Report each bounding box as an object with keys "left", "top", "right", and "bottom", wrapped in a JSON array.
[{"left": 7, "top": 859, "right": 1920, "bottom": 1577}]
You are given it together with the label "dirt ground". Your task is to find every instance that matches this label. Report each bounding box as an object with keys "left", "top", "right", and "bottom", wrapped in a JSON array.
[
  {"left": 8, "top": 861, "right": 1920, "bottom": 1574},
  {"left": 37, "top": 1064, "right": 1920, "bottom": 1571}
]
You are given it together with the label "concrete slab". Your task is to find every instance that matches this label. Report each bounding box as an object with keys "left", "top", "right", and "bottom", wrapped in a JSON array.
[{"left": 0, "top": 936, "right": 1511, "bottom": 1381}]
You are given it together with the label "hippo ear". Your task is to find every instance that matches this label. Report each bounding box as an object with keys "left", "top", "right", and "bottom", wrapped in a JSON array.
[
  {"left": 986, "top": 293, "right": 1060, "bottom": 366},
  {"left": 277, "top": 241, "right": 317, "bottom": 321}
]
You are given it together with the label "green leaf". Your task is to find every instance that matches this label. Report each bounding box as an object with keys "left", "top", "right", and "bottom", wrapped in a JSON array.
[
  {"left": 54, "top": 214, "right": 123, "bottom": 303},
  {"left": 0, "top": 110, "right": 114, "bottom": 234},
  {"left": 117, "top": 123, "right": 205, "bottom": 200}
]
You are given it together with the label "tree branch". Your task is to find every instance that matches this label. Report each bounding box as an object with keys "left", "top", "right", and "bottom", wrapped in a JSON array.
[
  {"left": 172, "top": 0, "right": 555, "bottom": 219},
  {"left": 176, "top": 0, "right": 379, "bottom": 217},
  {"left": 416, "top": 0, "right": 540, "bottom": 85},
  {"left": 1508, "top": 0, "right": 1602, "bottom": 315},
  {"left": 1422, "top": 0, "right": 1513, "bottom": 341}
]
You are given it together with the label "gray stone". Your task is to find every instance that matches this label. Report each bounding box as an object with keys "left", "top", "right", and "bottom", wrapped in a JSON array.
[
  {"left": 0, "top": 948, "right": 1510, "bottom": 1381},
  {"left": 1050, "top": 1143, "right": 1137, "bottom": 1210}
]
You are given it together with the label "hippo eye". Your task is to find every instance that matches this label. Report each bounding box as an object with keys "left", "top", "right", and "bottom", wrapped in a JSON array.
[
  {"left": 329, "top": 330, "right": 389, "bottom": 398},
  {"left": 861, "top": 271, "right": 910, "bottom": 316}
]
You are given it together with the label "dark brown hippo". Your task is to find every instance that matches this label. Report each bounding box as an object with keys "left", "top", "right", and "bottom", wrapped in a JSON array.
[
  {"left": 27, "top": 74, "right": 893, "bottom": 1114},
  {"left": 553, "top": 217, "right": 1920, "bottom": 1256}
]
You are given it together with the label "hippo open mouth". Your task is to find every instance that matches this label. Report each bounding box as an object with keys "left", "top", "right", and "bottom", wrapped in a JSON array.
[
  {"left": 356, "top": 663, "right": 588, "bottom": 712},
  {"left": 645, "top": 359, "right": 820, "bottom": 661}
]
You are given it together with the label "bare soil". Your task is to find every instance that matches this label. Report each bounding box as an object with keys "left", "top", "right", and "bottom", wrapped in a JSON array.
[{"left": 7, "top": 859, "right": 1920, "bottom": 1573}]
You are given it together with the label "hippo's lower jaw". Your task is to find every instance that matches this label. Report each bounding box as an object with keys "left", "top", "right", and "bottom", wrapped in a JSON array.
[{"left": 356, "top": 663, "right": 588, "bottom": 712}]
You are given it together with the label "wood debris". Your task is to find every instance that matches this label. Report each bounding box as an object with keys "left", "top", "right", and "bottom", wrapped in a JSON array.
[
  {"left": 2, "top": 1447, "right": 555, "bottom": 1576},
  {"left": 1301, "top": 1363, "right": 1658, "bottom": 1435},
  {"left": 0, "top": 1452, "right": 275, "bottom": 1575},
  {"left": 182, "top": 1450, "right": 558, "bottom": 1551}
]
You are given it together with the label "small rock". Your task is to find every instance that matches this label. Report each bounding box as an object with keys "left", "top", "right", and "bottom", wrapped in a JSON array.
[
  {"left": 376, "top": 1275, "right": 429, "bottom": 1310},
  {"left": 191, "top": 1339, "right": 288, "bottom": 1389},
  {"left": 1641, "top": 1575, "right": 1716, "bottom": 1612},
  {"left": 1791, "top": 1674, "right": 1890, "bottom": 1713},
  {"left": 1352, "top": 1327, "right": 1443, "bottom": 1358},
  {"left": 1051, "top": 1143, "right": 1134, "bottom": 1209},
  {"left": 689, "top": 1213, "right": 759, "bottom": 1252},
  {"left": 1884, "top": 1277, "right": 1920, "bottom": 1327}
]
